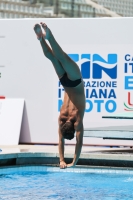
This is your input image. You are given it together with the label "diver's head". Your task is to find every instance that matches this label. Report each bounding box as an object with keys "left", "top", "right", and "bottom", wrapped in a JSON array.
[{"left": 60, "top": 121, "right": 75, "bottom": 140}]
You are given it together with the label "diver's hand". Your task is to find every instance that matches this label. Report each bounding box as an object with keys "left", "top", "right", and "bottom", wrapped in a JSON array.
[
  {"left": 67, "top": 163, "right": 75, "bottom": 168},
  {"left": 60, "top": 161, "right": 67, "bottom": 169}
]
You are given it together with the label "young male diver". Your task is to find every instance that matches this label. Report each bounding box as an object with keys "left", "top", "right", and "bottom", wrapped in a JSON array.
[{"left": 34, "top": 23, "right": 85, "bottom": 168}]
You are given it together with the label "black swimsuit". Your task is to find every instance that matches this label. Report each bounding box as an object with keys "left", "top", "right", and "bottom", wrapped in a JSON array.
[{"left": 60, "top": 73, "right": 82, "bottom": 87}]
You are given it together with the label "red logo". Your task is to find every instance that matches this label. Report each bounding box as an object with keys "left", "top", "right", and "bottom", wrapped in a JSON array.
[{"left": 124, "top": 92, "right": 133, "bottom": 111}]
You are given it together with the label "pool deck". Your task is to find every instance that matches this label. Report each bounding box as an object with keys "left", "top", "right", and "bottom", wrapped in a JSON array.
[{"left": 0, "top": 145, "right": 133, "bottom": 168}]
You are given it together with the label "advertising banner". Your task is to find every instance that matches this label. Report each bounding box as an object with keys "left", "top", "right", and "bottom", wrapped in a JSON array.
[
  {"left": 53, "top": 44, "right": 133, "bottom": 128},
  {"left": 0, "top": 18, "right": 133, "bottom": 145}
]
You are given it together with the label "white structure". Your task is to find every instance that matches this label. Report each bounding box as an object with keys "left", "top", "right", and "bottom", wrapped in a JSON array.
[
  {"left": 0, "top": 0, "right": 55, "bottom": 18},
  {"left": 1, "top": 0, "right": 133, "bottom": 18},
  {"left": 95, "top": 0, "right": 133, "bottom": 17},
  {"left": 85, "top": 0, "right": 121, "bottom": 17},
  {"left": 60, "top": 0, "right": 121, "bottom": 17},
  {"left": 0, "top": 99, "right": 24, "bottom": 145}
]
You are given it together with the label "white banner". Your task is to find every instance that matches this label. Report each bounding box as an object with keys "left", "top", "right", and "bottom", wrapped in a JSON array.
[{"left": 0, "top": 18, "right": 133, "bottom": 145}]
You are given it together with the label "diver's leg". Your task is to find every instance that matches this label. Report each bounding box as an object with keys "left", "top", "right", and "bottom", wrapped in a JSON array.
[
  {"left": 40, "top": 22, "right": 81, "bottom": 81},
  {"left": 34, "top": 24, "right": 65, "bottom": 78}
]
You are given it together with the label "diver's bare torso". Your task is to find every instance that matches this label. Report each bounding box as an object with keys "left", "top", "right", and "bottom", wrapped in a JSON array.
[{"left": 59, "top": 81, "right": 85, "bottom": 128}]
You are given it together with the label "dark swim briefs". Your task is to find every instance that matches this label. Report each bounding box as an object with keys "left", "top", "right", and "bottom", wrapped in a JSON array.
[{"left": 60, "top": 73, "right": 82, "bottom": 87}]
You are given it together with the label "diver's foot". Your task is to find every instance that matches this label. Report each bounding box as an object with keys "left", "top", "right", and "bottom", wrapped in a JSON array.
[
  {"left": 40, "top": 22, "right": 51, "bottom": 40},
  {"left": 33, "top": 24, "right": 44, "bottom": 41}
]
